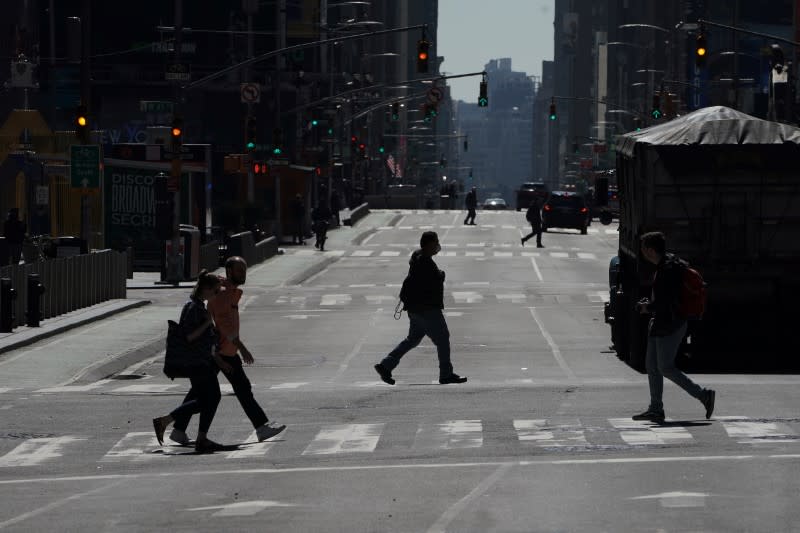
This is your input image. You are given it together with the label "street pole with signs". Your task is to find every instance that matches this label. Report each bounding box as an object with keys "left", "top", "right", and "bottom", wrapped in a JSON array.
[{"left": 167, "top": 0, "right": 184, "bottom": 284}]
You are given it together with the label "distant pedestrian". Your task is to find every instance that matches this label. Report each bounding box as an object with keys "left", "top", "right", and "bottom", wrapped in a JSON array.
[
  {"left": 464, "top": 187, "right": 477, "bottom": 225},
  {"left": 311, "top": 201, "right": 332, "bottom": 251},
  {"left": 521, "top": 198, "right": 544, "bottom": 248},
  {"left": 3, "top": 208, "right": 26, "bottom": 265},
  {"left": 153, "top": 271, "right": 224, "bottom": 453},
  {"left": 374, "top": 231, "right": 468, "bottom": 385},
  {"left": 330, "top": 189, "right": 341, "bottom": 227},
  {"left": 291, "top": 194, "right": 306, "bottom": 245},
  {"left": 171, "top": 257, "right": 286, "bottom": 444},
  {"left": 632, "top": 231, "right": 715, "bottom": 423}
]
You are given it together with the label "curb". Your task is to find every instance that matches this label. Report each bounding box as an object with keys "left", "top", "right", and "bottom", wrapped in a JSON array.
[{"left": 0, "top": 300, "right": 151, "bottom": 356}]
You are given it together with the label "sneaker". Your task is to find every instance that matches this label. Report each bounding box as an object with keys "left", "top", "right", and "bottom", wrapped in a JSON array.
[
  {"left": 439, "top": 374, "right": 468, "bottom": 384},
  {"left": 195, "top": 438, "right": 225, "bottom": 453},
  {"left": 701, "top": 389, "right": 716, "bottom": 419},
  {"left": 631, "top": 409, "right": 665, "bottom": 423},
  {"left": 169, "top": 428, "right": 191, "bottom": 446},
  {"left": 374, "top": 363, "right": 395, "bottom": 385},
  {"left": 256, "top": 422, "right": 287, "bottom": 442}
]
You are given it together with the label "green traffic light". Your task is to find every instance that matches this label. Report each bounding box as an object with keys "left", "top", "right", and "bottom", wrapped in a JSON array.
[
  {"left": 272, "top": 147, "right": 282, "bottom": 155},
  {"left": 549, "top": 114, "right": 557, "bottom": 121},
  {"left": 327, "top": 128, "right": 334, "bottom": 135},
  {"left": 651, "top": 109, "right": 663, "bottom": 120},
  {"left": 478, "top": 97, "right": 488, "bottom": 107},
  {"left": 311, "top": 119, "right": 319, "bottom": 127},
  {"left": 378, "top": 146, "right": 385, "bottom": 154},
  {"left": 246, "top": 141, "right": 256, "bottom": 150}
]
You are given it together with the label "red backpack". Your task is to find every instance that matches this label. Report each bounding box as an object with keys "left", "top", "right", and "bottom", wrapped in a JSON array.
[{"left": 678, "top": 265, "right": 707, "bottom": 319}]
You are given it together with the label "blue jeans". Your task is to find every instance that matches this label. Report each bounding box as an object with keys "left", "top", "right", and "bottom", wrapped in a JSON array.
[
  {"left": 381, "top": 309, "right": 454, "bottom": 378},
  {"left": 646, "top": 322, "right": 704, "bottom": 412}
]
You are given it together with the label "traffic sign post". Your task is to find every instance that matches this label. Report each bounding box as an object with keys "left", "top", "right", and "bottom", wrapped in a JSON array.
[
  {"left": 240, "top": 83, "right": 261, "bottom": 104},
  {"left": 70, "top": 145, "right": 101, "bottom": 192}
]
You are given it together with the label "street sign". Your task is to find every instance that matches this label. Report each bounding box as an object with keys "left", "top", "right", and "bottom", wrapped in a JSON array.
[
  {"left": 70, "top": 144, "right": 101, "bottom": 191},
  {"left": 165, "top": 63, "right": 191, "bottom": 81},
  {"left": 427, "top": 86, "right": 443, "bottom": 104},
  {"left": 240, "top": 83, "right": 261, "bottom": 104},
  {"left": 36, "top": 186, "right": 49, "bottom": 205}
]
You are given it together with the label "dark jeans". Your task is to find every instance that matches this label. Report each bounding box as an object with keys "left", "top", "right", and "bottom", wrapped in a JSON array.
[
  {"left": 8, "top": 243, "right": 22, "bottom": 265},
  {"left": 380, "top": 309, "right": 454, "bottom": 378},
  {"left": 522, "top": 224, "right": 542, "bottom": 246},
  {"left": 173, "top": 354, "right": 268, "bottom": 432},
  {"left": 293, "top": 218, "right": 304, "bottom": 243},
  {"left": 169, "top": 370, "right": 221, "bottom": 434},
  {"left": 646, "top": 322, "right": 704, "bottom": 412},
  {"left": 464, "top": 208, "right": 476, "bottom": 224}
]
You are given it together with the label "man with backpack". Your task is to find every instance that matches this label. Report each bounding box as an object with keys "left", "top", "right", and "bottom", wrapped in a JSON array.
[
  {"left": 632, "top": 231, "right": 715, "bottom": 423},
  {"left": 374, "top": 231, "right": 468, "bottom": 385},
  {"left": 520, "top": 198, "right": 544, "bottom": 248},
  {"left": 464, "top": 187, "right": 477, "bottom": 225}
]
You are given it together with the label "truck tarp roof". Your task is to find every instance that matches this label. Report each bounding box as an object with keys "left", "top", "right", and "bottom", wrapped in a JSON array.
[{"left": 617, "top": 105, "right": 800, "bottom": 158}]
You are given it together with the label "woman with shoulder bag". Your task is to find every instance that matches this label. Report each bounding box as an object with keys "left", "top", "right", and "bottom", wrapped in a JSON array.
[{"left": 152, "top": 271, "right": 226, "bottom": 453}]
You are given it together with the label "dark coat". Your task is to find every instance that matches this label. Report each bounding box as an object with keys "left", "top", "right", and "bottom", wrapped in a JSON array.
[
  {"left": 465, "top": 191, "right": 477, "bottom": 209},
  {"left": 403, "top": 249, "right": 445, "bottom": 312},
  {"left": 3, "top": 218, "right": 25, "bottom": 244},
  {"left": 646, "top": 253, "right": 686, "bottom": 336},
  {"left": 525, "top": 203, "right": 541, "bottom": 228}
]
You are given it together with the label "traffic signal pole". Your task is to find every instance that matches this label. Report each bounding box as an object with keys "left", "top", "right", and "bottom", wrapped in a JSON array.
[{"left": 167, "top": 0, "right": 184, "bottom": 284}]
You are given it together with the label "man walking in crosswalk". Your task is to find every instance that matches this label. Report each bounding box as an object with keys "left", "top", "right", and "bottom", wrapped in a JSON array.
[{"left": 374, "top": 231, "right": 468, "bottom": 385}]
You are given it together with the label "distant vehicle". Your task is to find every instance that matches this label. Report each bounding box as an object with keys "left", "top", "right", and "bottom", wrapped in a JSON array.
[
  {"left": 541, "top": 191, "right": 591, "bottom": 234},
  {"left": 482, "top": 197, "right": 507, "bottom": 210},
  {"left": 516, "top": 182, "right": 549, "bottom": 211}
]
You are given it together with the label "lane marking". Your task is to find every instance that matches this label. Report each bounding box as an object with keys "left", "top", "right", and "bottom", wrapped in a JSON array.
[
  {"left": 609, "top": 418, "right": 694, "bottom": 446},
  {"left": 427, "top": 463, "right": 512, "bottom": 533},
  {"left": 414, "top": 420, "right": 483, "bottom": 450},
  {"left": 577, "top": 252, "right": 597, "bottom": 260},
  {"left": 186, "top": 500, "right": 298, "bottom": 516},
  {"left": 718, "top": 416, "right": 798, "bottom": 444},
  {"left": 514, "top": 419, "right": 588, "bottom": 447},
  {"left": 530, "top": 257, "right": 543, "bottom": 282},
  {"left": 226, "top": 431, "right": 280, "bottom": 459},
  {"left": 330, "top": 309, "right": 381, "bottom": 381},
  {"left": 101, "top": 432, "right": 163, "bottom": 462},
  {"left": 302, "top": 423, "right": 385, "bottom": 455},
  {"left": 529, "top": 307, "right": 577, "bottom": 381},
  {"left": 0, "top": 436, "right": 86, "bottom": 467},
  {"left": 270, "top": 382, "right": 309, "bottom": 389},
  {"left": 3, "top": 455, "right": 800, "bottom": 485}
]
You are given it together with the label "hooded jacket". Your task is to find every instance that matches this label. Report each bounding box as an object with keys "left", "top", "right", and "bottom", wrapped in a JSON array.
[{"left": 403, "top": 249, "right": 445, "bottom": 312}]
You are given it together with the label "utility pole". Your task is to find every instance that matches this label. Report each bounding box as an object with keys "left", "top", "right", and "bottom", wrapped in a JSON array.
[
  {"left": 79, "top": 0, "right": 92, "bottom": 246},
  {"left": 244, "top": 0, "right": 257, "bottom": 204},
  {"left": 167, "top": 0, "right": 184, "bottom": 284}
]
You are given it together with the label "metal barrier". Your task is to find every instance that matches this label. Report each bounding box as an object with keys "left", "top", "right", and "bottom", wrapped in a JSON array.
[
  {"left": 199, "top": 240, "right": 220, "bottom": 272},
  {"left": 0, "top": 249, "right": 128, "bottom": 329},
  {"left": 344, "top": 203, "right": 370, "bottom": 226},
  {"left": 225, "top": 232, "right": 278, "bottom": 267}
]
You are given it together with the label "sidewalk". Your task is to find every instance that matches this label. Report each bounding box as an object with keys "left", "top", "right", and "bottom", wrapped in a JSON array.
[{"left": 0, "top": 210, "right": 393, "bottom": 388}]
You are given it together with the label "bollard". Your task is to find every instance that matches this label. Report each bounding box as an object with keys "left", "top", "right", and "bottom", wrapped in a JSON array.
[
  {"left": 0, "top": 278, "right": 16, "bottom": 332},
  {"left": 26, "top": 274, "right": 46, "bottom": 327}
]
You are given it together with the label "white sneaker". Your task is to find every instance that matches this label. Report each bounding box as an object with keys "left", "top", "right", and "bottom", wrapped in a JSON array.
[
  {"left": 169, "top": 428, "right": 191, "bottom": 446},
  {"left": 256, "top": 421, "right": 286, "bottom": 442}
]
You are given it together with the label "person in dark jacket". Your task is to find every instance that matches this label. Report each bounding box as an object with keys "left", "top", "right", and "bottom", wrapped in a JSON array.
[
  {"left": 152, "top": 271, "right": 225, "bottom": 453},
  {"left": 520, "top": 198, "right": 544, "bottom": 248},
  {"left": 330, "top": 189, "right": 341, "bottom": 227},
  {"left": 291, "top": 194, "right": 306, "bottom": 245},
  {"left": 3, "top": 208, "right": 26, "bottom": 265},
  {"left": 374, "top": 231, "right": 468, "bottom": 385},
  {"left": 311, "top": 201, "right": 332, "bottom": 250},
  {"left": 632, "top": 231, "right": 715, "bottom": 423},
  {"left": 464, "top": 187, "right": 477, "bottom": 225}
]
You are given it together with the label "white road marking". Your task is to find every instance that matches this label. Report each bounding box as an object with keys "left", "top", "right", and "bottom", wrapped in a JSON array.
[
  {"left": 427, "top": 463, "right": 511, "bottom": 533},
  {"left": 320, "top": 294, "right": 352, "bottom": 306},
  {"left": 330, "top": 309, "right": 381, "bottom": 381},
  {"left": 293, "top": 249, "right": 316, "bottom": 256},
  {"left": 496, "top": 293, "right": 527, "bottom": 303},
  {"left": 502, "top": 225, "right": 517, "bottom": 229},
  {"left": 549, "top": 252, "right": 569, "bottom": 258},
  {"left": 414, "top": 420, "right": 483, "bottom": 450},
  {"left": 439, "top": 251, "right": 457, "bottom": 257},
  {"left": 349, "top": 284, "right": 376, "bottom": 288},
  {"left": 493, "top": 251, "right": 513, "bottom": 257},
  {"left": 605, "top": 229, "right": 618, "bottom": 234},
  {"left": 187, "top": 500, "right": 297, "bottom": 516},
  {"left": 398, "top": 226, "right": 414, "bottom": 230},
  {"left": 240, "top": 294, "right": 258, "bottom": 312},
  {"left": 444, "top": 311, "right": 463, "bottom": 317},
  {"left": 466, "top": 243, "right": 485, "bottom": 247},
  {"left": 530, "top": 257, "right": 543, "bottom": 282},
  {"left": 220, "top": 384, "right": 234, "bottom": 394},
  {"left": 718, "top": 416, "right": 798, "bottom": 444},
  {"left": 270, "top": 382, "right": 309, "bottom": 389},
  {"left": 609, "top": 418, "right": 694, "bottom": 445},
  {"left": 630, "top": 491, "right": 709, "bottom": 508},
  {"left": 325, "top": 250, "right": 346, "bottom": 256},
  {"left": 514, "top": 419, "right": 589, "bottom": 447},
  {"left": 465, "top": 251, "right": 485, "bottom": 257},
  {"left": 529, "top": 307, "right": 577, "bottom": 381},
  {"left": 101, "top": 432, "right": 163, "bottom": 462},
  {"left": 379, "top": 251, "right": 401, "bottom": 257},
  {"left": 463, "top": 281, "right": 490, "bottom": 286},
  {"left": 577, "top": 252, "right": 597, "bottom": 260},
  {"left": 226, "top": 432, "right": 280, "bottom": 459},
  {"left": 0, "top": 388, "right": 13, "bottom": 394},
  {"left": 521, "top": 251, "right": 541, "bottom": 257},
  {"left": 587, "top": 291, "right": 610, "bottom": 303},
  {"left": 0, "top": 436, "right": 85, "bottom": 467},
  {"left": 351, "top": 250, "right": 374, "bottom": 257},
  {"left": 452, "top": 292, "right": 483, "bottom": 304},
  {"left": 111, "top": 384, "right": 181, "bottom": 394},
  {"left": 302, "top": 423, "right": 385, "bottom": 455},
  {"left": 282, "top": 315, "right": 319, "bottom": 320}
]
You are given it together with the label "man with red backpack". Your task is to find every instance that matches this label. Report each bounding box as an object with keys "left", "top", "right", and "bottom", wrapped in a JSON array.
[{"left": 632, "top": 231, "right": 715, "bottom": 424}]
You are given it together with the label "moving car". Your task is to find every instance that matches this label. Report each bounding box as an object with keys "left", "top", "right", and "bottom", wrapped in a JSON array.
[
  {"left": 541, "top": 191, "right": 591, "bottom": 234},
  {"left": 482, "top": 197, "right": 507, "bottom": 210},
  {"left": 515, "top": 182, "right": 549, "bottom": 211}
]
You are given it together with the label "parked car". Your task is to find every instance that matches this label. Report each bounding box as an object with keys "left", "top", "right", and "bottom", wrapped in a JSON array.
[
  {"left": 516, "top": 182, "right": 549, "bottom": 211},
  {"left": 482, "top": 197, "right": 507, "bottom": 210},
  {"left": 541, "top": 191, "right": 591, "bottom": 234}
]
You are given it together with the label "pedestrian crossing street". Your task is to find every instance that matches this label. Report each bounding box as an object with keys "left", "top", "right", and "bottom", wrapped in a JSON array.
[
  {"left": 0, "top": 416, "right": 797, "bottom": 468},
  {"left": 285, "top": 248, "right": 611, "bottom": 260},
  {"left": 371, "top": 224, "right": 618, "bottom": 235}
]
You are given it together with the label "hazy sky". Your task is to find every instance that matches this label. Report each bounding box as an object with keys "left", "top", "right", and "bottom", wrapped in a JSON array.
[{"left": 438, "top": 0, "right": 555, "bottom": 102}]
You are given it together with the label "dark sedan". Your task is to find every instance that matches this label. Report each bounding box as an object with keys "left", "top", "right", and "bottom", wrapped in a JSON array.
[{"left": 541, "top": 191, "right": 591, "bottom": 234}]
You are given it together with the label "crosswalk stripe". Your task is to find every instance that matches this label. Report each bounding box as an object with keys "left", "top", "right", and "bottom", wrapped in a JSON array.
[
  {"left": 514, "top": 419, "right": 589, "bottom": 447},
  {"left": 111, "top": 384, "right": 181, "bottom": 394},
  {"left": 35, "top": 379, "right": 114, "bottom": 393},
  {"left": 493, "top": 252, "right": 513, "bottom": 257},
  {"left": 452, "top": 291, "right": 483, "bottom": 304},
  {"left": 577, "top": 252, "right": 597, "bottom": 260},
  {"left": 351, "top": 250, "right": 373, "bottom": 257},
  {"left": 226, "top": 431, "right": 279, "bottom": 459},
  {"left": 270, "top": 382, "right": 309, "bottom": 389},
  {"left": 496, "top": 294, "right": 527, "bottom": 303},
  {"left": 0, "top": 436, "right": 85, "bottom": 467},
  {"left": 414, "top": 420, "right": 483, "bottom": 450},
  {"left": 605, "top": 229, "right": 618, "bottom": 234},
  {"left": 718, "top": 416, "right": 798, "bottom": 444},
  {"left": 587, "top": 291, "right": 610, "bottom": 303},
  {"left": 549, "top": 252, "right": 569, "bottom": 258},
  {"left": 379, "top": 251, "right": 401, "bottom": 257},
  {"left": 320, "top": 294, "right": 352, "bottom": 306},
  {"left": 609, "top": 418, "right": 694, "bottom": 445},
  {"left": 101, "top": 432, "right": 163, "bottom": 461},
  {"left": 302, "top": 423, "right": 385, "bottom": 455},
  {"left": 465, "top": 252, "right": 485, "bottom": 257}
]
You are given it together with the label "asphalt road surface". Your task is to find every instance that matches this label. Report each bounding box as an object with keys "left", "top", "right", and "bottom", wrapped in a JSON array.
[{"left": 1, "top": 209, "right": 798, "bottom": 532}]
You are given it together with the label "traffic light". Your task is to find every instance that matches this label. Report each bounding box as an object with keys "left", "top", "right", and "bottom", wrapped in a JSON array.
[
  {"left": 171, "top": 116, "right": 183, "bottom": 152},
  {"left": 391, "top": 103, "right": 400, "bottom": 121},
  {"left": 245, "top": 116, "right": 257, "bottom": 151},
  {"left": 695, "top": 30, "right": 707, "bottom": 68},
  {"left": 424, "top": 103, "right": 438, "bottom": 122},
  {"left": 548, "top": 99, "right": 557, "bottom": 121},
  {"left": 416, "top": 39, "right": 430, "bottom": 73},
  {"left": 771, "top": 43, "right": 786, "bottom": 74},
  {"left": 75, "top": 104, "right": 88, "bottom": 142},
  {"left": 633, "top": 117, "right": 643, "bottom": 131},
  {"left": 252, "top": 161, "right": 268, "bottom": 175},
  {"left": 358, "top": 142, "right": 367, "bottom": 158},
  {"left": 478, "top": 80, "right": 488, "bottom": 107},
  {"left": 439, "top": 156, "right": 447, "bottom": 168},
  {"left": 378, "top": 139, "right": 386, "bottom": 154},
  {"left": 651, "top": 93, "right": 663, "bottom": 120},
  {"left": 272, "top": 128, "right": 283, "bottom": 155}
]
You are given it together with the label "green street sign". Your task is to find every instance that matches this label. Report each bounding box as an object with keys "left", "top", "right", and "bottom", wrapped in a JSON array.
[{"left": 70, "top": 144, "right": 101, "bottom": 191}]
